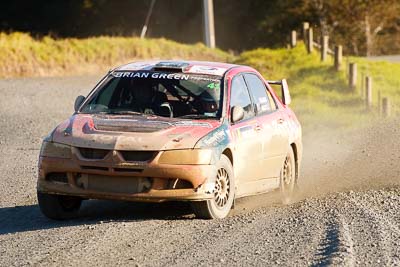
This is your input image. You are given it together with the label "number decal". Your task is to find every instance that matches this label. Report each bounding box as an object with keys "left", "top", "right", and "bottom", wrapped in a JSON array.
[{"left": 207, "top": 83, "right": 220, "bottom": 90}]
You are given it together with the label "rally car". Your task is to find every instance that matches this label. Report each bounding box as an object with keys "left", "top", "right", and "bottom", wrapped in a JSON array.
[{"left": 37, "top": 60, "right": 302, "bottom": 219}]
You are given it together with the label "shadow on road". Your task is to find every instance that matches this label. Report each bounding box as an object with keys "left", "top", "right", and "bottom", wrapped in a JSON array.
[
  {"left": 1, "top": 190, "right": 287, "bottom": 236},
  {"left": 311, "top": 222, "right": 341, "bottom": 267},
  {"left": 0, "top": 200, "right": 193, "bottom": 235}
]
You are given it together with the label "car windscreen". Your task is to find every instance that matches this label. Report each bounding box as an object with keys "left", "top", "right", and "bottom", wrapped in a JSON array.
[{"left": 80, "top": 71, "right": 223, "bottom": 119}]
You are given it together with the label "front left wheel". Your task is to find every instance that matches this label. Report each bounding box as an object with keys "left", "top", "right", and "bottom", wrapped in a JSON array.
[
  {"left": 280, "top": 147, "right": 297, "bottom": 204},
  {"left": 37, "top": 192, "right": 82, "bottom": 220},
  {"left": 191, "top": 154, "right": 235, "bottom": 219}
]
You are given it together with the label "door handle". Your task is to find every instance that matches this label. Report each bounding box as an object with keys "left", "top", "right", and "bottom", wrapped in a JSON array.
[{"left": 278, "top": 118, "right": 285, "bottom": 124}]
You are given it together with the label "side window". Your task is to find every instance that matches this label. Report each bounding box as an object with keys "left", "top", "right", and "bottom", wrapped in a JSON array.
[
  {"left": 244, "top": 74, "right": 272, "bottom": 114},
  {"left": 266, "top": 89, "right": 278, "bottom": 110},
  {"left": 230, "top": 75, "right": 254, "bottom": 120}
]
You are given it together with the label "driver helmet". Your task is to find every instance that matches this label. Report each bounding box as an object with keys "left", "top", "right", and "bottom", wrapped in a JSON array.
[
  {"left": 199, "top": 90, "right": 218, "bottom": 113},
  {"left": 130, "top": 78, "right": 156, "bottom": 105}
]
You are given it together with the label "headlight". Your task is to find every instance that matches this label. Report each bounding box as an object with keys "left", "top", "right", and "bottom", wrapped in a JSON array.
[
  {"left": 43, "top": 128, "right": 57, "bottom": 142},
  {"left": 40, "top": 141, "right": 71, "bottom": 159},
  {"left": 158, "top": 149, "right": 212, "bottom": 165}
]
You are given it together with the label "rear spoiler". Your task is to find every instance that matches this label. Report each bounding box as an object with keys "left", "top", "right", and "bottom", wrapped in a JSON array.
[{"left": 267, "top": 79, "right": 291, "bottom": 105}]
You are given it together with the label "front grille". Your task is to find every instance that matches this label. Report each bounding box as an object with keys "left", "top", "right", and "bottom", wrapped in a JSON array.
[
  {"left": 75, "top": 174, "right": 152, "bottom": 194},
  {"left": 78, "top": 147, "right": 110, "bottom": 160},
  {"left": 46, "top": 172, "right": 68, "bottom": 183},
  {"left": 119, "top": 151, "right": 156, "bottom": 162}
]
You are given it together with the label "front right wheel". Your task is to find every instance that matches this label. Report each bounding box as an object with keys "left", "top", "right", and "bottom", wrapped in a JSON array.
[{"left": 191, "top": 154, "right": 235, "bottom": 219}]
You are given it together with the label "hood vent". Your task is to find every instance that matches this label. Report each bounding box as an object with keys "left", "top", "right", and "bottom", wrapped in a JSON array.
[{"left": 94, "top": 118, "right": 172, "bottom": 133}]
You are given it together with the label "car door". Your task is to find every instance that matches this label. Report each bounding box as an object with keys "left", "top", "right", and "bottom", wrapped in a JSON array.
[
  {"left": 243, "top": 73, "right": 290, "bottom": 179},
  {"left": 229, "top": 74, "right": 264, "bottom": 185}
]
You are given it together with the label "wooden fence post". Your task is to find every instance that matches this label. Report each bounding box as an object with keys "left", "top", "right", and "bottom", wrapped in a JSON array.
[
  {"left": 349, "top": 63, "right": 357, "bottom": 91},
  {"left": 360, "top": 72, "right": 365, "bottom": 98},
  {"left": 334, "top": 45, "right": 343, "bottom": 71},
  {"left": 302, "top": 22, "right": 309, "bottom": 40},
  {"left": 307, "top": 28, "right": 313, "bottom": 54},
  {"left": 378, "top": 89, "right": 381, "bottom": 114},
  {"left": 321, "top": 35, "right": 329, "bottom": 62},
  {"left": 382, "top": 97, "right": 391, "bottom": 117},
  {"left": 290, "top": 30, "right": 297, "bottom": 48},
  {"left": 365, "top": 76, "right": 372, "bottom": 110}
]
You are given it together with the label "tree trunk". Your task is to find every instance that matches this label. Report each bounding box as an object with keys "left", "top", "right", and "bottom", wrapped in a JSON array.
[
  {"left": 364, "top": 14, "right": 373, "bottom": 56},
  {"left": 351, "top": 40, "right": 359, "bottom": 56}
]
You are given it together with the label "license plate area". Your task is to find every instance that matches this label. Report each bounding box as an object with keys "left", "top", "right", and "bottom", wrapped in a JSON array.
[{"left": 76, "top": 174, "right": 152, "bottom": 194}]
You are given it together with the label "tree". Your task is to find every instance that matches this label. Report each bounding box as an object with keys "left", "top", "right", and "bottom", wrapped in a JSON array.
[{"left": 300, "top": 0, "right": 400, "bottom": 56}]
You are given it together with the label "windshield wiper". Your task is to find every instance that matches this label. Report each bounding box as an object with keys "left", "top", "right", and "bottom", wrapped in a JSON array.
[{"left": 178, "top": 114, "right": 216, "bottom": 119}]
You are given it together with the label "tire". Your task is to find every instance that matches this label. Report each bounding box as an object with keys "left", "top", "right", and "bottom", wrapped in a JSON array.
[
  {"left": 191, "top": 154, "right": 235, "bottom": 219},
  {"left": 37, "top": 192, "right": 82, "bottom": 220},
  {"left": 280, "top": 147, "right": 297, "bottom": 204}
]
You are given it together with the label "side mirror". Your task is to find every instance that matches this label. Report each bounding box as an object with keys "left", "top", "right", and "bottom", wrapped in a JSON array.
[
  {"left": 231, "top": 106, "right": 245, "bottom": 123},
  {"left": 74, "top": 95, "right": 86, "bottom": 112},
  {"left": 281, "top": 79, "right": 291, "bottom": 105}
]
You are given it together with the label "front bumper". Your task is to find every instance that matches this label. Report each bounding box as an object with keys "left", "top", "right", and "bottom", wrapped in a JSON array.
[
  {"left": 37, "top": 147, "right": 217, "bottom": 202},
  {"left": 38, "top": 181, "right": 213, "bottom": 202}
]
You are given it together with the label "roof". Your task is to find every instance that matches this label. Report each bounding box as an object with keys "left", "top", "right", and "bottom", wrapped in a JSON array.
[{"left": 115, "top": 60, "right": 240, "bottom": 76}]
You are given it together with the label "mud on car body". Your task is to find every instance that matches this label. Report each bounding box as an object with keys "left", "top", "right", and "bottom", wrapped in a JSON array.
[{"left": 37, "top": 60, "right": 302, "bottom": 219}]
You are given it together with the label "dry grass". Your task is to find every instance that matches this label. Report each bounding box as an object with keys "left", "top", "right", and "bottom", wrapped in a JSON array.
[{"left": 0, "top": 32, "right": 233, "bottom": 78}]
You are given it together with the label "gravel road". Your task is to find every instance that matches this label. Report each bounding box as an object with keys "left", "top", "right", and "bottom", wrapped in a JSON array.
[{"left": 0, "top": 76, "right": 399, "bottom": 266}]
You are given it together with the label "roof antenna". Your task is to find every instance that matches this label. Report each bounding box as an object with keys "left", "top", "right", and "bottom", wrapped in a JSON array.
[{"left": 140, "top": 0, "right": 156, "bottom": 39}]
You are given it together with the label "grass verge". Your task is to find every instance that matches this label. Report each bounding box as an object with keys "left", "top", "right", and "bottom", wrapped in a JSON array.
[{"left": 0, "top": 32, "right": 233, "bottom": 78}]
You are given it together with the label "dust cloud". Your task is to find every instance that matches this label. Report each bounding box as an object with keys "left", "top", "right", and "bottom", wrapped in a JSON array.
[{"left": 234, "top": 117, "right": 400, "bottom": 214}]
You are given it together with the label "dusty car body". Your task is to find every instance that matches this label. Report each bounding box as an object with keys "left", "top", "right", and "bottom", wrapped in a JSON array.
[{"left": 37, "top": 60, "right": 302, "bottom": 219}]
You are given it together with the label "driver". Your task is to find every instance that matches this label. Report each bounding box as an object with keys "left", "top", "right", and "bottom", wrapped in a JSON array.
[
  {"left": 129, "top": 78, "right": 171, "bottom": 116},
  {"left": 198, "top": 90, "right": 218, "bottom": 114},
  {"left": 130, "top": 79, "right": 155, "bottom": 113}
]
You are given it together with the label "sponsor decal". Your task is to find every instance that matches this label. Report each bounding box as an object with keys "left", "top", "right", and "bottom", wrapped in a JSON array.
[
  {"left": 197, "top": 123, "right": 230, "bottom": 148},
  {"left": 202, "top": 129, "right": 226, "bottom": 146},
  {"left": 236, "top": 125, "right": 255, "bottom": 140},
  {"left": 155, "top": 61, "right": 189, "bottom": 68},
  {"left": 91, "top": 134, "right": 144, "bottom": 144},
  {"left": 111, "top": 71, "right": 190, "bottom": 80},
  {"left": 174, "top": 121, "right": 212, "bottom": 128},
  {"left": 188, "top": 65, "right": 227, "bottom": 76},
  {"left": 259, "top": 96, "right": 268, "bottom": 104},
  {"left": 123, "top": 62, "right": 153, "bottom": 70},
  {"left": 187, "top": 76, "right": 220, "bottom": 82},
  {"left": 110, "top": 71, "right": 221, "bottom": 84}
]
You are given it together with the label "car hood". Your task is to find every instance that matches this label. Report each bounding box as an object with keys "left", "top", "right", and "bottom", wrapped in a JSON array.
[{"left": 51, "top": 114, "right": 221, "bottom": 151}]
